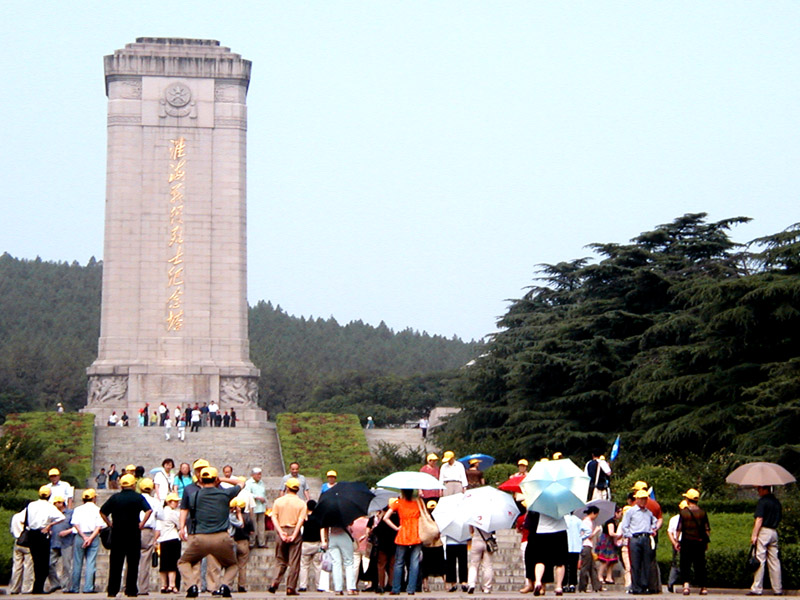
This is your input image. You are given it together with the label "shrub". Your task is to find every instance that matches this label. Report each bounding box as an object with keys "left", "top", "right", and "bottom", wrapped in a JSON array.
[
  {"left": 0, "top": 508, "right": 14, "bottom": 584},
  {"left": 0, "top": 489, "right": 38, "bottom": 512},
  {"left": 276, "top": 413, "right": 371, "bottom": 481},
  {"left": 484, "top": 463, "right": 518, "bottom": 487},
  {"left": 0, "top": 412, "right": 94, "bottom": 489}
]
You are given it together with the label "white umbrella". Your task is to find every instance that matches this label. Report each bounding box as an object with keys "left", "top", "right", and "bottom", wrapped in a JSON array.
[
  {"left": 571, "top": 499, "right": 617, "bottom": 525},
  {"left": 520, "top": 458, "right": 590, "bottom": 519},
  {"left": 461, "top": 486, "right": 520, "bottom": 532},
  {"left": 376, "top": 471, "right": 445, "bottom": 491},
  {"left": 726, "top": 462, "right": 796, "bottom": 487},
  {"left": 432, "top": 493, "right": 471, "bottom": 542}
]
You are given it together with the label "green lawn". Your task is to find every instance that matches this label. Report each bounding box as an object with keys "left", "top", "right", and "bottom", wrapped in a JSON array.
[{"left": 276, "top": 413, "right": 371, "bottom": 481}]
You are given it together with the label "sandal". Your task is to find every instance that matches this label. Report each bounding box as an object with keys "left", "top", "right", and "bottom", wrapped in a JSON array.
[
  {"left": 699, "top": 590, "right": 708, "bottom": 596},
  {"left": 533, "top": 583, "right": 543, "bottom": 596},
  {"left": 683, "top": 587, "right": 691, "bottom": 596},
  {"left": 520, "top": 585, "right": 535, "bottom": 594},
  {"left": 555, "top": 589, "right": 563, "bottom": 597},
  {"left": 161, "top": 588, "right": 170, "bottom": 594}
]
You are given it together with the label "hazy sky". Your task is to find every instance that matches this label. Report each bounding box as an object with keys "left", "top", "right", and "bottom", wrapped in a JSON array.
[{"left": 2, "top": 2, "right": 798, "bottom": 341}]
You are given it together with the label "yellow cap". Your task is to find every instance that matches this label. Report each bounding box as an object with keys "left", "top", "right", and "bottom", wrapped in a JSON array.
[
  {"left": 552, "top": 452, "right": 563, "bottom": 460},
  {"left": 124, "top": 464, "right": 136, "bottom": 472},
  {"left": 426, "top": 500, "right": 438, "bottom": 509},
  {"left": 599, "top": 455, "right": 606, "bottom": 461},
  {"left": 139, "top": 477, "right": 154, "bottom": 492},
  {"left": 52, "top": 495, "right": 65, "bottom": 504},
  {"left": 442, "top": 451, "right": 455, "bottom": 462},
  {"left": 326, "top": 470, "right": 337, "bottom": 478},
  {"left": 48, "top": 468, "right": 60, "bottom": 476},
  {"left": 193, "top": 459, "right": 210, "bottom": 470},
  {"left": 634, "top": 489, "right": 649, "bottom": 499},
  {"left": 230, "top": 498, "right": 247, "bottom": 509},
  {"left": 518, "top": 459, "right": 529, "bottom": 466},
  {"left": 200, "top": 467, "right": 218, "bottom": 480},
  {"left": 165, "top": 492, "right": 181, "bottom": 503},
  {"left": 38, "top": 485, "right": 51, "bottom": 498},
  {"left": 469, "top": 458, "right": 480, "bottom": 465},
  {"left": 682, "top": 488, "right": 700, "bottom": 501},
  {"left": 82, "top": 488, "right": 97, "bottom": 500},
  {"left": 631, "top": 481, "right": 648, "bottom": 491},
  {"left": 120, "top": 474, "right": 136, "bottom": 488},
  {"left": 286, "top": 477, "right": 301, "bottom": 490},
  {"left": 426, "top": 453, "right": 439, "bottom": 462},
  {"left": 622, "top": 505, "right": 632, "bottom": 514},
  {"left": 678, "top": 500, "right": 689, "bottom": 510}
]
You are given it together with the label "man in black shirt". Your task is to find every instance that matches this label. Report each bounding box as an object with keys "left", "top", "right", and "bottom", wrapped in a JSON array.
[
  {"left": 749, "top": 486, "right": 783, "bottom": 596},
  {"left": 178, "top": 466, "right": 241, "bottom": 598},
  {"left": 100, "top": 473, "right": 152, "bottom": 598}
]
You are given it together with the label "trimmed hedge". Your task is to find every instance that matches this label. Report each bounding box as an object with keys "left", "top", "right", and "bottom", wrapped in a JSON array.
[
  {"left": 0, "top": 508, "right": 14, "bottom": 584},
  {"left": 276, "top": 413, "right": 371, "bottom": 481}
]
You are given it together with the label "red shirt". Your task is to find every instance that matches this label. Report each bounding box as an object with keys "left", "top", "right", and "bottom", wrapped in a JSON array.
[{"left": 420, "top": 464, "right": 441, "bottom": 499}]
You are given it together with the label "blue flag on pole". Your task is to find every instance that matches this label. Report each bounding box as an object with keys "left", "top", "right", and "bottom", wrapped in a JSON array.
[{"left": 609, "top": 435, "right": 620, "bottom": 462}]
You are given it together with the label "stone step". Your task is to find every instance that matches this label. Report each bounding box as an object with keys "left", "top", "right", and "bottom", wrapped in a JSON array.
[
  {"left": 86, "top": 528, "right": 532, "bottom": 592},
  {"left": 365, "top": 428, "right": 440, "bottom": 456}
]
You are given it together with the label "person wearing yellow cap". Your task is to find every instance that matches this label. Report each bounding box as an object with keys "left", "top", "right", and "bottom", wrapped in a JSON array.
[
  {"left": 24, "top": 485, "right": 66, "bottom": 594},
  {"left": 136, "top": 478, "right": 161, "bottom": 594},
  {"left": 100, "top": 473, "right": 153, "bottom": 597},
  {"left": 420, "top": 453, "right": 441, "bottom": 501},
  {"left": 321, "top": 470, "right": 338, "bottom": 494},
  {"left": 70, "top": 488, "right": 106, "bottom": 593},
  {"left": 229, "top": 498, "right": 254, "bottom": 593},
  {"left": 177, "top": 466, "right": 243, "bottom": 597},
  {"left": 676, "top": 489, "right": 710, "bottom": 595},
  {"left": 619, "top": 489, "right": 657, "bottom": 594},
  {"left": 154, "top": 493, "right": 182, "bottom": 593},
  {"left": 517, "top": 459, "right": 529, "bottom": 476},
  {"left": 466, "top": 459, "right": 485, "bottom": 490},
  {"left": 439, "top": 451, "right": 467, "bottom": 496},
  {"left": 584, "top": 452, "right": 612, "bottom": 501},
  {"left": 45, "top": 468, "right": 75, "bottom": 510},
  {"left": 45, "top": 495, "right": 74, "bottom": 594},
  {"left": 269, "top": 477, "right": 308, "bottom": 595}
]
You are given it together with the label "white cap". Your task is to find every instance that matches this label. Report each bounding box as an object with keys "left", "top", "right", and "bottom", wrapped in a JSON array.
[{"left": 251, "top": 467, "right": 262, "bottom": 474}]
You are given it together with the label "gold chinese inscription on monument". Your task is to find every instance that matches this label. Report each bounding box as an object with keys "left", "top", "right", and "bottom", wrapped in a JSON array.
[{"left": 166, "top": 137, "right": 186, "bottom": 331}]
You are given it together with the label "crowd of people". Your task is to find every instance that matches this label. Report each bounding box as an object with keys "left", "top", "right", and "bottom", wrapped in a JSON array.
[
  {"left": 6, "top": 452, "right": 784, "bottom": 598},
  {"left": 104, "top": 403, "right": 239, "bottom": 440}
]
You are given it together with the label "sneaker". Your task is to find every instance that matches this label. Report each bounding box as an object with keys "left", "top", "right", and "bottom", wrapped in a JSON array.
[{"left": 186, "top": 586, "right": 199, "bottom": 599}]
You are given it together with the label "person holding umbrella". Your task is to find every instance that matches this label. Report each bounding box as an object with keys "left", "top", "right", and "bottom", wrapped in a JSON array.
[
  {"left": 465, "top": 459, "right": 485, "bottom": 490},
  {"left": 383, "top": 489, "right": 423, "bottom": 595},
  {"left": 749, "top": 486, "right": 783, "bottom": 596}
]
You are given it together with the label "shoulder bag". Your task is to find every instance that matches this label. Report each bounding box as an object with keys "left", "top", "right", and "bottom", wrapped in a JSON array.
[
  {"left": 416, "top": 497, "right": 441, "bottom": 547},
  {"left": 15, "top": 509, "right": 31, "bottom": 548}
]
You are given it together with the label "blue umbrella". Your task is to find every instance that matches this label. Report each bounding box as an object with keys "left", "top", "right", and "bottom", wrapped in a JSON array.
[
  {"left": 520, "top": 458, "right": 590, "bottom": 519},
  {"left": 458, "top": 453, "right": 495, "bottom": 471}
]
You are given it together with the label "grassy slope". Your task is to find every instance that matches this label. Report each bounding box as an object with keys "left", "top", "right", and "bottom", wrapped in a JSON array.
[{"left": 276, "top": 413, "right": 371, "bottom": 481}]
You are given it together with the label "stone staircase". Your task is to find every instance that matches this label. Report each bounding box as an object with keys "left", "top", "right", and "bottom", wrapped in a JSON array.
[
  {"left": 91, "top": 423, "right": 285, "bottom": 484},
  {"left": 365, "top": 427, "right": 440, "bottom": 456}
]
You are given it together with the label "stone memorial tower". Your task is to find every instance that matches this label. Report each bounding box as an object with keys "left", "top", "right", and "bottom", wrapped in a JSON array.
[{"left": 85, "top": 38, "right": 262, "bottom": 424}]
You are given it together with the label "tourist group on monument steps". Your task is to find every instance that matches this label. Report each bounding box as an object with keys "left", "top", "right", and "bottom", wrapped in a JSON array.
[{"left": 8, "top": 450, "right": 787, "bottom": 598}]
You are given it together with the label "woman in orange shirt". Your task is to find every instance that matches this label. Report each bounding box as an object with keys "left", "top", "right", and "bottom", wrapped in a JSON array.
[{"left": 383, "top": 489, "right": 422, "bottom": 595}]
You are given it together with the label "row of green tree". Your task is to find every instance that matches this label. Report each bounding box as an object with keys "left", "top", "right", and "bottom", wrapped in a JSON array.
[
  {"left": 0, "top": 252, "right": 479, "bottom": 423},
  {"left": 437, "top": 214, "right": 800, "bottom": 473}
]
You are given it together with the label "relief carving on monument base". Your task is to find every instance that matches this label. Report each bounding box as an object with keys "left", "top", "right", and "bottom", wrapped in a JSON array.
[
  {"left": 219, "top": 376, "right": 259, "bottom": 406},
  {"left": 87, "top": 375, "right": 128, "bottom": 405}
]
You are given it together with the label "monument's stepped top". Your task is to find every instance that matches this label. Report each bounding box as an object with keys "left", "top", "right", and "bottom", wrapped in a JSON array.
[
  {"left": 105, "top": 37, "right": 251, "bottom": 82},
  {"left": 92, "top": 423, "right": 285, "bottom": 480}
]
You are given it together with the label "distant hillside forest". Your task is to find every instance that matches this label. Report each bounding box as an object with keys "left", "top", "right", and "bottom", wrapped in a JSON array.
[{"left": 0, "top": 253, "right": 480, "bottom": 424}]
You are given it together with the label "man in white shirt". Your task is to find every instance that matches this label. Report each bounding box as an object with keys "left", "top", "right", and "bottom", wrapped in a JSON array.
[
  {"left": 45, "top": 468, "right": 74, "bottom": 509},
  {"left": 584, "top": 453, "right": 612, "bottom": 501},
  {"left": 245, "top": 467, "right": 268, "bottom": 547},
  {"left": 70, "top": 488, "right": 106, "bottom": 593},
  {"left": 439, "top": 451, "right": 468, "bottom": 496},
  {"left": 208, "top": 401, "right": 220, "bottom": 427},
  {"left": 137, "top": 478, "right": 162, "bottom": 595},
  {"left": 26, "top": 486, "right": 66, "bottom": 594},
  {"left": 9, "top": 509, "right": 34, "bottom": 594}
]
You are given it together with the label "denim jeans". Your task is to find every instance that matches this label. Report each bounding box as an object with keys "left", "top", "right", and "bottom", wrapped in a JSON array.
[
  {"left": 71, "top": 535, "right": 99, "bottom": 593},
  {"left": 392, "top": 544, "right": 421, "bottom": 594}
]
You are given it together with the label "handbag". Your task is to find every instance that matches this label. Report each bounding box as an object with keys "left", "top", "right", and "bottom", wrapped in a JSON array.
[
  {"left": 746, "top": 544, "right": 761, "bottom": 573},
  {"left": 477, "top": 528, "right": 498, "bottom": 554},
  {"left": 100, "top": 527, "right": 113, "bottom": 550},
  {"left": 16, "top": 509, "right": 31, "bottom": 548},
  {"left": 321, "top": 550, "right": 333, "bottom": 573},
  {"left": 416, "top": 498, "right": 441, "bottom": 547}
]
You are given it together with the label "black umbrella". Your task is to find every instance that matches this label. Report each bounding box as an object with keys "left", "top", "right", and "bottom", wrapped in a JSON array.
[{"left": 314, "top": 482, "right": 376, "bottom": 528}]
